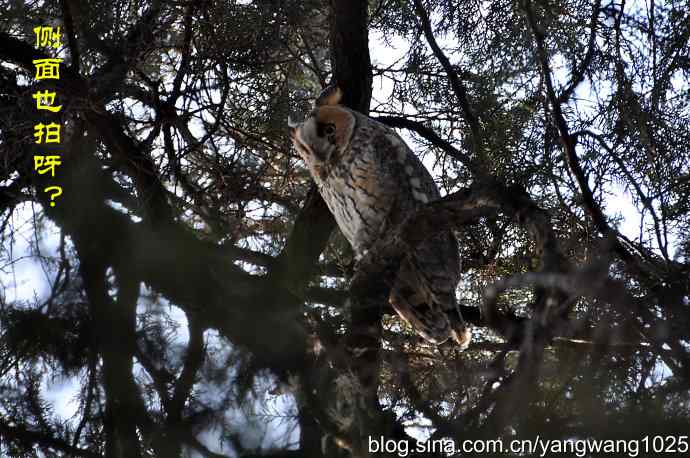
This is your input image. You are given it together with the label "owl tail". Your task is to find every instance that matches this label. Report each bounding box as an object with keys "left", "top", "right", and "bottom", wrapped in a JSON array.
[{"left": 389, "top": 288, "right": 471, "bottom": 349}]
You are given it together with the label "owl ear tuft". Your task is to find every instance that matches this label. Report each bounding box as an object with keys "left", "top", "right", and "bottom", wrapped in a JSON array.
[{"left": 315, "top": 85, "right": 343, "bottom": 107}]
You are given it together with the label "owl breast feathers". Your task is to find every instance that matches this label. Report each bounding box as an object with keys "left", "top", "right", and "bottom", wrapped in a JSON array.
[{"left": 289, "top": 87, "right": 470, "bottom": 348}]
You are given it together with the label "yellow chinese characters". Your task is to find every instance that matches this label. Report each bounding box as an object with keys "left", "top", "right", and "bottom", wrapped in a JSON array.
[
  {"left": 32, "top": 26, "right": 63, "bottom": 206},
  {"left": 34, "top": 155, "right": 62, "bottom": 177},
  {"left": 33, "top": 58, "right": 63, "bottom": 80},
  {"left": 34, "top": 26, "right": 62, "bottom": 49},
  {"left": 32, "top": 90, "right": 62, "bottom": 113},
  {"left": 33, "top": 123, "right": 61, "bottom": 144}
]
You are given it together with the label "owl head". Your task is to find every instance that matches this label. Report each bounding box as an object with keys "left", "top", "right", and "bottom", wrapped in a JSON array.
[{"left": 288, "top": 86, "right": 355, "bottom": 179}]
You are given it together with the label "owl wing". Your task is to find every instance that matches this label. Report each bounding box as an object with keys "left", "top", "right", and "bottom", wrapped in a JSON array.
[
  {"left": 389, "top": 259, "right": 453, "bottom": 344},
  {"left": 368, "top": 125, "right": 465, "bottom": 345},
  {"left": 389, "top": 232, "right": 461, "bottom": 344},
  {"left": 347, "top": 115, "right": 467, "bottom": 346}
]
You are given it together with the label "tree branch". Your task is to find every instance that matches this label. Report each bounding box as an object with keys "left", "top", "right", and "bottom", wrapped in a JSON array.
[{"left": 411, "top": 0, "right": 481, "bottom": 146}]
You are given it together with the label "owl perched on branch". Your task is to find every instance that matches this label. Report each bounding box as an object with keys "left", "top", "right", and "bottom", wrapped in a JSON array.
[{"left": 289, "top": 86, "right": 471, "bottom": 348}]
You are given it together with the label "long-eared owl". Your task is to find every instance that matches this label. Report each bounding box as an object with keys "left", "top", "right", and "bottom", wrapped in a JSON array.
[{"left": 289, "top": 86, "right": 471, "bottom": 348}]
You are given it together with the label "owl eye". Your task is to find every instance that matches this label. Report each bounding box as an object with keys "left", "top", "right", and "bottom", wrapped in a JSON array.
[{"left": 324, "top": 124, "right": 336, "bottom": 136}]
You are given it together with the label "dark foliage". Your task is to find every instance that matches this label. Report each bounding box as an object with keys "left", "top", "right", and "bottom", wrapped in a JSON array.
[{"left": 0, "top": 0, "right": 688, "bottom": 457}]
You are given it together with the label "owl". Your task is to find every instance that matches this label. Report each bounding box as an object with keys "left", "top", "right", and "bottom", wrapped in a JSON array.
[{"left": 289, "top": 86, "right": 471, "bottom": 348}]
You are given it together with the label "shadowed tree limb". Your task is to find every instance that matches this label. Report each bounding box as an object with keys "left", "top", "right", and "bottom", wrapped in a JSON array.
[
  {"left": 557, "top": 0, "right": 603, "bottom": 104},
  {"left": 78, "top": 250, "right": 147, "bottom": 458},
  {"left": 523, "top": 0, "right": 639, "bottom": 269},
  {"left": 410, "top": 0, "right": 481, "bottom": 143},
  {"left": 0, "top": 420, "right": 102, "bottom": 458}
]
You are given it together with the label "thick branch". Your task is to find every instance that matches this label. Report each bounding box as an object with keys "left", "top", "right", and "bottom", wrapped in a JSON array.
[
  {"left": 411, "top": 0, "right": 481, "bottom": 144},
  {"left": 557, "top": 0, "right": 602, "bottom": 104},
  {"left": 523, "top": 0, "right": 651, "bottom": 276},
  {"left": 375, "top": 115, "right": 479, "bottom": 175}
]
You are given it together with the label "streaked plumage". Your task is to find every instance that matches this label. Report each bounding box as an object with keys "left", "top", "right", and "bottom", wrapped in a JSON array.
[{"left": 289, "top": 86, "right": 470, "bottom": 348}]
